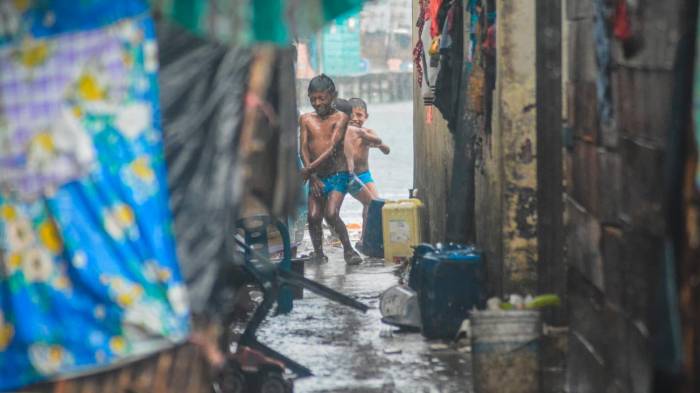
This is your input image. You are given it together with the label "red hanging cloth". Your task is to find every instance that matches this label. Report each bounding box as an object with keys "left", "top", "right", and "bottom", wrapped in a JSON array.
[{"left": 428, "top": 0, "right": 443, "bottom": 38}]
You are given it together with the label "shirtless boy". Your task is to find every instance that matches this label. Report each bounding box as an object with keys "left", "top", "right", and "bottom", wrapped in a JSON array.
[
  {"left": 340, "top": 98, "right": 390, "bottom": 246},
  {"left": 299, "top": 75, "right": 362, "bottom": 265}
]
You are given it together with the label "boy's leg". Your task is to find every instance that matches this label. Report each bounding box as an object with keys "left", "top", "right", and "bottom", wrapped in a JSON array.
[
  {"left": 307, "top": 192, "right": 326, "bottom": 261},
  {"left": 324, "top": 191, "right": 362, "bottom": 264},
  {"left": 351, "top": 182, "right": 379, "bottom": 243}
]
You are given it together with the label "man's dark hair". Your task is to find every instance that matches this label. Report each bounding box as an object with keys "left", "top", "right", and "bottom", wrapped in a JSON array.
[
  {"left": 348, "top": 97, "right": 368, "bottom": 113},
  {"left": 308, "top": 74, "right": 336, "bottom": 95},
  {"left": 334, "top": 98, "right": 352, "bottom": 116}
]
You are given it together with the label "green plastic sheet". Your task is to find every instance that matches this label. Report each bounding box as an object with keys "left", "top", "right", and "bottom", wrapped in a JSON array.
[{"left": 150, "top": 0, "right": 366, "bottom": 45}]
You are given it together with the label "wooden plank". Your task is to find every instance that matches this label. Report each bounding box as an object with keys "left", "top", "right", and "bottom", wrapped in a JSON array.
[
  {"left": 600, "top": 306, "right": 631, "bottom": 393},
  {"left": 598, "top": 149, "right": 622, "bottom": 225},
  {"left": 612, "top": 69, "right": 673, "bottom": 148},
  {"left": 98, "top": 371, "right": 117, "bottom": 393},
  {"left": 77, "top": 376, "right": 99, "bottom": 393},
  {"left": 622, "top": 230, "right": 663, "bottom": 324},
  {"left": 171, "top": 345, "right": 195, "bottom": 392},
  {"left": 565, "top": 196, "right": 604, "bottom": 292},
  {"left": 185, "top": 346, "right": 205, "bottom": 393},
  {"left": 571, "top": 142, "right": 600, "bottom": 218},
  {"left": 619, "top": 138, "right": 666, "bottom": 236},
  {"left": 134, "top": 355, "right": 158, "bottom": 393},
  {"left": 624, "top": 315, "right": 653, "bottom": 393},
  {"left": 572, "top": 81, "right": 599, "bottom": 143},
  {"left": 567, "top": 18, "right": 597, "bottom": 83},
  {"left": 566, "top": 332, "right": 607, "bottom": 393},
  {"left": 566, "top": 270, "right": 607, "bottom": 393},
  {"left": 566, "top": 0, "right": 593, "bottom": 21},
  {"left": 115, "top": 365, "right": 133, "bottom": 392},
  {"left": 152, "top": 351, "right": 174, "bottom": 393},
  {"left": 600, "top": 226, "right": 624, "bottom": 308},
  {"left": 563, "top": 149, "right": 574, "bottom": 196}
]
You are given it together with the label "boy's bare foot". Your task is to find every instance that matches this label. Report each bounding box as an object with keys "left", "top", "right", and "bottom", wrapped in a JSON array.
[
  {"left": 344, "top": 250, "right": 363, "bottom": 265},
  {"left": 355, "top": 241, "right": 366, "bottom": 256}
]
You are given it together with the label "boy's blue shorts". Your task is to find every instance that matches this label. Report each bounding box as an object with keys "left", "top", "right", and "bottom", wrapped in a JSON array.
[{"left": 348, "top": 171, "right": 375, "bottom": 196}]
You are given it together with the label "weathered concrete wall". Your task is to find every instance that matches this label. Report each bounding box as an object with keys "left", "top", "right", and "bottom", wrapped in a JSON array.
[
  {"left": 412, "top": 1, "right": 454, "bottom": 243},
  {"left": 476, "top": 0, "right": 538, "bottom": 295}
]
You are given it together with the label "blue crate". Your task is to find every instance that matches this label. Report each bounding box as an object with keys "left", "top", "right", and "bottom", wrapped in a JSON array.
[{"left": 410, "top": 244, "right": 485, "bottom": 339}]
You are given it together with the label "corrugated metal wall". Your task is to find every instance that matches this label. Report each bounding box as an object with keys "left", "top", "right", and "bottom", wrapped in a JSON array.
[{"left": 564, "top": 0, "right": 696, "bottom": 391}]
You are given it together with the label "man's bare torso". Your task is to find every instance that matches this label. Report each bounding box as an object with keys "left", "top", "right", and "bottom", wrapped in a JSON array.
[{"left": 301, "top": 111, "right": 348, "bottom": 177}]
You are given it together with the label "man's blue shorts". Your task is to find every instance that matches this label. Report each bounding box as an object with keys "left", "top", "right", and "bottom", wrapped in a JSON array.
[
  {"left": 348, "top": 171, "right": 375, "bottom": 196},
  {"left": 320, "top": 171, "right": 350, "bottom": 196}
]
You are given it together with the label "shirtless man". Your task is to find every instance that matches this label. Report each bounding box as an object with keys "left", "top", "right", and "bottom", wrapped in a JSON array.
[
  {"left": 299, "top": 75, "right": 362, "bottom": 265},
  {"left": 339, "top": 98, "right": 390, "bottom": 246}
]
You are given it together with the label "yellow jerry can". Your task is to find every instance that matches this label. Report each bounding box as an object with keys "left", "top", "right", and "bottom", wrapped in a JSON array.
[{"left": 382, "top": 199, "right": 424, "bottom": 264}]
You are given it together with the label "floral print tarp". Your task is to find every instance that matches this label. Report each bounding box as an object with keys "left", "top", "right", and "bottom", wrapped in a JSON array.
[{"left": 0, "top": 3, "right": 190, "bottom": 390}]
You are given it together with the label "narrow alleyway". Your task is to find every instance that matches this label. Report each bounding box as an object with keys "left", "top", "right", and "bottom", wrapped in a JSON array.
[{"left": 257, "top": 230, "right": 473, "bottom": 393}]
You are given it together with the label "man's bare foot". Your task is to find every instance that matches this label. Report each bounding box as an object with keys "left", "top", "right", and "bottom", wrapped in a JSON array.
[
  {"left": 344, "top": 250, "right": 362, "bottom": 265},
  {"left": 310, "top": 251, "right": 329, "bottom": 264}
]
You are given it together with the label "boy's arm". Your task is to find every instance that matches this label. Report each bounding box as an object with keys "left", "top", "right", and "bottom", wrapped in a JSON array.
[
  {"left": 364, "top": 129, "right": 391, "bottom": 154},
  {"left": 376, "top": 143, "right": 391, "bottom": 155},
  {"left": 305, "top": 113, "right": 349, "bottom": 172},
  {"left": 358, "top": 128, "right": 383, "bottom": 146},
  {"left": 344, "top": 129, "right": 355, "bottom": 174}
]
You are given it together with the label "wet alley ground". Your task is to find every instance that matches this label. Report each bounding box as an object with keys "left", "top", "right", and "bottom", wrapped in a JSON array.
[
  {"left": 256, "top": 229, "right": 473, "bottom": 393},
  {"left": 255, "top": 101, "right": 474, "bottom": 392}
]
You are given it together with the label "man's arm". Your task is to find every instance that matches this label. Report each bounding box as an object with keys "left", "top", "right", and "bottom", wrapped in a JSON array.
[
  {"left": 299, "top": 115, "right": 313, "bottom": 179},
  {"left": 299, "top": 115, "right": 324, "bottom": 196},
  {"left": 299, "top": 116, "right": 311, "bottom": 166},
  {"left": 305, "top": 113, "right": 349, "bottom": 172}
]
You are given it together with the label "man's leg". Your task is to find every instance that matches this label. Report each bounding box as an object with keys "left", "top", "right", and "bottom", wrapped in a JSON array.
[
  {"left": 307, "top": 192, "right": 326, "bottom": 261},
  {"left": 325, "top": 191, "right": 362, "bottom": 264}
]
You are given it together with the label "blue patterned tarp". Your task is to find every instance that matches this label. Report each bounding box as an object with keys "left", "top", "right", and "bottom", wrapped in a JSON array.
[{"left": 0, "top": 2, "right": 189, "bottom": 390}]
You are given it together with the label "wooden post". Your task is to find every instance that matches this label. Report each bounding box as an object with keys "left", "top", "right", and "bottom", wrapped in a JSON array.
[
  {"left": 536, "top": 3, "right": 566, "bottom": 392},
  {"left": 535, "top": 0, "right": 565, "bottom": 325}
]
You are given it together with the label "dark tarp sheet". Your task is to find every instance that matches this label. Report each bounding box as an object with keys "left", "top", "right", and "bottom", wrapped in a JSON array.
[{"left": 156, "top": 21, "right": 251, "bottom": 314}]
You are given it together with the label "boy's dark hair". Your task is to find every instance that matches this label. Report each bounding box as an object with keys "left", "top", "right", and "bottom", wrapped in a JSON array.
[
  {"left": 334, "top": 98, "right": 352, "bottom": 116},
  {"left": 348, "top": 97, "right": 368, "bottom": 113},
  {"left": 308, "top": 74, "right": 336, "bottom": 95}
]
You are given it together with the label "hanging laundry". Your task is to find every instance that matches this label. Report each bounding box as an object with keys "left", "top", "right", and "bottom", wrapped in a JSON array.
[
  {"left": 0, "top": 2, "right": 189, "bottom": 390},
  {"left": 613, "top": 0, "right": 632, "bottom": 41},
  {"left": 433, "top": 0, "right": 464, "bottom": 133},
  {"left": 414, "top": 0, "right": 428, "bottom": 87},
  {"left": 593, "top": 0, "right": 614, "bottom": 124},
  {"left": 428, "top": 0, "right": 445, "bottom": 38}
]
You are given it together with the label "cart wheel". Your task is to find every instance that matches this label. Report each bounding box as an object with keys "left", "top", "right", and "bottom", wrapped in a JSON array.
[
  {"left": 257, "top": 370, "right": 292, "bottom": 393},
  {"left": 218, "top": 362, "right": 246, "bottom": 393}
]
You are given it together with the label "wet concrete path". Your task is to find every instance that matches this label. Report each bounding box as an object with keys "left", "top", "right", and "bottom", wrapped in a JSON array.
[{"left": 256, "top": 232, "right": 473, "bottom": 393}]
